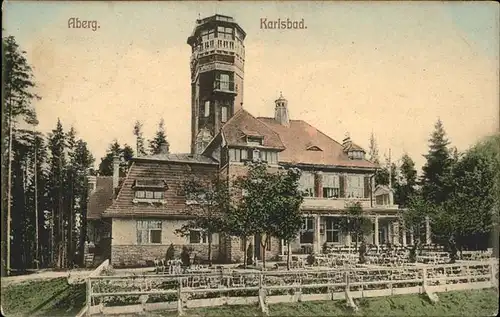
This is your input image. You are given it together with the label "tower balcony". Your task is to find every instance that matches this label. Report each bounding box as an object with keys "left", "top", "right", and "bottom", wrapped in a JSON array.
[
  {"left": 301, "top": 197, "right": 373, "bottom": 210},
  {"left": 213, "top": 80, "right": 237, "bottom": 94}
]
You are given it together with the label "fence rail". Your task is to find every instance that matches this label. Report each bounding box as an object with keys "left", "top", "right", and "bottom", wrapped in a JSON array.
[{"left": 84, "top": 259, "right": 498, "bottom": 316}]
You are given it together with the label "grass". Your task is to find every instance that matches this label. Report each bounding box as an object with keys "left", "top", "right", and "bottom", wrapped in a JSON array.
[
  {"left": 147, "top": 288, "right": 499, "bottom": 317},
  {"left": 1, "top": 278, "right": 86, "bottom": 316},
  {"left": 1, "top": 278, "right": 497, "bottom": 317}
]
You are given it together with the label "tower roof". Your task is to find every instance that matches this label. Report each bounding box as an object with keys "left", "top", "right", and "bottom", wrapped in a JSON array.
[{"left": 187, "top": 14, "right": 246, "bottom": 45}]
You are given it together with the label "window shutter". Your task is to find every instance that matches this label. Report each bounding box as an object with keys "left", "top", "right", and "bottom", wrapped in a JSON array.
[
  {"left": 364, "top": 176, "right": 370, "bottom": 198},
  {"left": 339, "top": 175, "right": 345, "bottom": 198}
]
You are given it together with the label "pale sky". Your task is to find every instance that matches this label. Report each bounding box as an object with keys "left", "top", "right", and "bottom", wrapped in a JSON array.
[{"left": 3, "top": 1, "right": 499, "bottom": 170}]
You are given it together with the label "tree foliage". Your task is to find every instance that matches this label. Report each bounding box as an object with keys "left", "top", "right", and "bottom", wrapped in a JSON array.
[
  {"left": 394, "top": 153, "right": 418, "bottom": 208},
  {"left": 421, "top": 119, "right": 452, "bottom": 205},
  {"left": 226, "top": 162, "right": 304, "bottom": 269},
  {"left": 339, "top": 201, "right": 372, "bottom": 249},
  {"left": 175, "top": 176, "right": 231, "bottom": 266},
  {"left": 133, "top": 120, "right": 147, "bottom": 157},
  {"left": 149, "top": 118, "right": 169, "bottom": 155},
  {"left": 368, "top": 132, "right": 380, "bottom": 165},
  {"left": 98, "top": 141, "right": 134, "bottom": 177}
]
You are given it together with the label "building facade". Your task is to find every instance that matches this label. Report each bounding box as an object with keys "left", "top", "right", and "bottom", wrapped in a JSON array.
[{"left": 85, "top": 14, "right": 430, "bottom": 268}]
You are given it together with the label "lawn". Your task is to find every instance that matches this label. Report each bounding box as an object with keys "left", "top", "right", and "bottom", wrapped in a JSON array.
[
  {"left": 1, "top": 278, "right": 86, "bottom": 316},
  {"left": 151, "top": 288, "right": 499, "bottom": 317},
  {"left": 1, "top": 279, "right": 497, "bottom": 317}
]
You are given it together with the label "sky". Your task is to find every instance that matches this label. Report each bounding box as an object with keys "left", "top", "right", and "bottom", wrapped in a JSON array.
[{"left": 3, "top": 1, "right": 499, "bottom": 171}]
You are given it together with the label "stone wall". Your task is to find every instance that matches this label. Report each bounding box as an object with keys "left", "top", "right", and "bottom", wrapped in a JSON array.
[{"left": 111, "top": 243, "right": 220, "bottom": 267}]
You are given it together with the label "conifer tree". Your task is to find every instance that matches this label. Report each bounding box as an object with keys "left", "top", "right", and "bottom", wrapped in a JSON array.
[
  {"left": 421, "top": 119, "right": 452, "bottom": 205},
  {"left": 149, "top": 118, "right": 169, "bottom": 155},
  {"left": 2, "top": 35, "right": 40, "bottom": 275},
  {"left": 133, "top": 120, "right": 147, "bottom": 157}
]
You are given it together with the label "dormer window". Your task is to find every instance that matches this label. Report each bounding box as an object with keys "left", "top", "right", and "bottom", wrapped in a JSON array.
[
  {"left": 348, "top": 150, "right": 365, "bottom": 160},
  {"left": 133, "top": 179, "right": 168, "bottom": 204},
  {"left": 246, "top": 136, "right": 263, "bottom": 146},
  {"left": 306, "top": 146, "right": 322, "bottom": 151}
]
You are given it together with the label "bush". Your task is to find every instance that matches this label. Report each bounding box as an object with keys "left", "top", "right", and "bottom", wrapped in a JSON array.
[
  {"left": 181, "top": 246, "right": 191, "bottom": 267},
  {"left": 165, "top": 243, "right": 175, "bottom": 262},
  {"left": 247, "top": 243, "right": 254, "bottom": 265},
  {"left": 306, "top": 251, "right": 315, "bottom": 266}
]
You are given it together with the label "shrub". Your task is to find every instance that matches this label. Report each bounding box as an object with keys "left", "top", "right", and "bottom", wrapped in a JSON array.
[
  {"left": 306, "top": 251, "right": 315, "bottom": 266},
  {"left": 247, "top": 243, "right": 254, "bottom": 265},
  {"left": 165, "top": 243, "right": 175, "bottom": 262},
  {"left": 181, "top": 246, "right": 191, "bottom": 267}
]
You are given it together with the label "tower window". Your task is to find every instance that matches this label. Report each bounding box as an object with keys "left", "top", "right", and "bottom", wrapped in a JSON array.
[
  {"left": 204, "top": 101, "right": 210, "bottom": 117},
  {"left": 221, "top": 106, "right": 228, "bottom": 123}
]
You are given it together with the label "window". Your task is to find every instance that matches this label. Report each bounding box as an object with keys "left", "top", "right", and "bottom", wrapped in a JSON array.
[
  {"left": 189, "top": 230, "right": 208, "bottom": 244},
  {"left": 299, "top": 172, "right": 315, "bottom": 197},
  {"left": 252, "top": 149, "right": 260, "bottom": 162},
  {"left": 266, "top": 235, "right": 271, "bottom": 251},
  {"left": 326, "top": 218, "right": 341, "bottom": 243},
  {"left": 217, "top": 26, "right": 233, "bottom": 40},
  {"left": 204, "top": 101, "right": 210, "bottom": 117},
  {"left": 260, "top": 151, "right": 278, "bottom": 165},
  {"left": 346, "top": 175, "right": 364, "bottom": 198},
  {"left": 300, "top": 217, "right": 314, "bottom": 244},
  {"left": 219, "top": 74, "right": 230, "bottom": 90},
  {"left": 134, "top": 190, "right": 164, "bottom": 200},
  {"left": 247, "top": 136, "right": 263, "bottom": 146},
  {"left": 137, "top": 220, "right": 162, "bottom": 244},
  {"left": 221, "top": 106, "right": 228, "bottom": 122},
  {"left": 323, "top": 173, "right": 340, "bottom": 198},
  {"left": 228, "top": 148, "right": 249, "bottom": 162},
  {"left": 241, "top": 188, "right": 248, "bottom": 197}
]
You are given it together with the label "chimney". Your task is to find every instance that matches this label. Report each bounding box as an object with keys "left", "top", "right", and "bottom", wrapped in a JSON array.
[
  {"left": 112, "top": 154, "right": 120, "bottom": 192},
  {"left": 342, "top": 132, "right": 352, "bottom": 151},
  {"left": 88, "top": 176, "right": 97, "bottom": 194},
  {"left": 274, "top": 92, "right": 290, "bottom": 127},
  {"left": 160, "top": 143, "right": 170, "bottom": 154}
]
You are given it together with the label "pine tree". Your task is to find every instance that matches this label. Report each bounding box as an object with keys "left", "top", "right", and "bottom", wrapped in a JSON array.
[
  {"left": 47, "top": 119, "right": 67, "bottom": 268},
  {"left": 2, "top": 35, "right": 40, "bottom": 275},
  {"left": 149, "top": 118, "right": 169, "bottom": 155},
  {"left": 395, "top": 153, "right": 417, "bottom": 208},
  {"left": 368, "top": 132, "right": 380, "bottom": 164},
  {"left": 133, "top": 120, "right": 147, "bottom": 156},
  {"left": 421, "top": 119, "right": 452, "bottom": 205},
  {"left": 98, "top": 141, "right": 134, "bottom": 177}
]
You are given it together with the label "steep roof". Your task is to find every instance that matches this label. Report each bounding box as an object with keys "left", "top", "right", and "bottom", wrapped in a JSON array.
[
  {"left": 102, "top": 159, "right": 218, "bottom": 218},
  {"left": 87, "top": 177, "right": 114, "bottom": 220},
  {"left": 134, "top": 153, "right": 218, "bottom": 165},
  {"left": 221, "top": 109, "right": 285, "bottom": 150},
  {"left": 257, "top": 117, "right": 377, "bottom": 169}
]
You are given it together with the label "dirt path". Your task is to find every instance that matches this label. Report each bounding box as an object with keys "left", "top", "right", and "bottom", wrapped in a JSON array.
[{"left": 1, "top": 269, "right": 93, "bottom": 287}]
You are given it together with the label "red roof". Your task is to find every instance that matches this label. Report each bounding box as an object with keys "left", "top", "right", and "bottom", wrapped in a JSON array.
[
  {"left": 102, "top": 160, "right": 218, "bottom": 218},
  {"left": 257, "top": 117, "right": 377, "bottom": 169},
  {"left": 221, "top": 109, "right": 285, "bottom": 150}
]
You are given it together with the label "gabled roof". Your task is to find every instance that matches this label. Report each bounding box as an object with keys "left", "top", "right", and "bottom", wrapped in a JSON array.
[
  {"left": 102, "top": 159, "right": 218, "bottom": 218},
  {"left": 133, "top": 153, "right": 218, "bottom": 165},
  {"left": 220, "top": 109, "right": 285, "bottom": 150},
  {"left": 344, "top": 142, "right": 365, "bottom": 152},
  {"left": 374, "top": 185, "right": 394, "bottom": 196},
  {"left": 87, "top": 177, "right": 115, "bottom": 220},
  {"left": 257, "top": 117, "right": 377, "bottom": 169}
]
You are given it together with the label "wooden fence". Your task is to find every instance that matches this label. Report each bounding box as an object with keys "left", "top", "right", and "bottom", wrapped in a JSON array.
[{"left": 84, "top": 259, "right": 498, "bottom": 316}]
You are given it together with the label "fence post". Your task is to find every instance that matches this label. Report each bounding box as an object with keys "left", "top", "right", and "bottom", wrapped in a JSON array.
[
  {"left": 422, "top": 267, "right": 427, "bottom": 290},
  {"left": 490, "top": 259, "right": 498, "bottom": 289},
  {"left": 258, "top": 272, "right": 269, "bottom": 315},
  {"left": 177, "top": 277, "right": 184, "bottom": 316},
  {"left": 344, "top": 270, "right": 358, "bottom": 311},
  {"left": 85, "top": 277, "right": 91, "bottom": 316}
]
